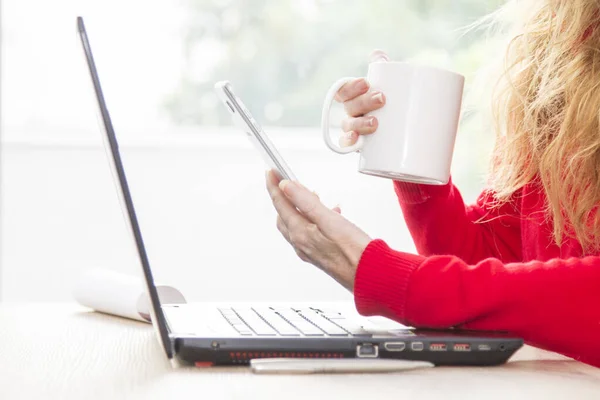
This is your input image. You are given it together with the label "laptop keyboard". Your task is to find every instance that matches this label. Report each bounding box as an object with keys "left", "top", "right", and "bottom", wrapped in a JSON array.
[{"left": 218, "top": 307, "right": 372, "bottom": 337}]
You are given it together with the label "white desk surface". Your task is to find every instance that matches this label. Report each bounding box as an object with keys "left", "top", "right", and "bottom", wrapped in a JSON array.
[{"left": 0, "top": 304, "right": 598, "bottom": 400}]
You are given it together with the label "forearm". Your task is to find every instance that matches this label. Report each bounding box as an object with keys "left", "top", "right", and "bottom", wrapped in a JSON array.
[
  {"left": 354, "top": 239, "right": 600, "bottom": 368},
  {"left": 395, "top": 180, "right": 522, "bottom": 263}
]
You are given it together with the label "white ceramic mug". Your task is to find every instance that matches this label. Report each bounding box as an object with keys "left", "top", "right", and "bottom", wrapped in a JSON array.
[{"left": 321, "top": 61, "right": 465, "bottom": 184}]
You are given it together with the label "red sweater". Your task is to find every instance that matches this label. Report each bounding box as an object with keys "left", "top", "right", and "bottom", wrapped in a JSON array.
[{"left": 353, "top": 179, "right": 600, "bottom": 368}]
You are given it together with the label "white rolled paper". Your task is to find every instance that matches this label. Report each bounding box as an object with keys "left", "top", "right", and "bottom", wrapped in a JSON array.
[{"left": 72, "top": 268, "right": 186, "bottom": 323}]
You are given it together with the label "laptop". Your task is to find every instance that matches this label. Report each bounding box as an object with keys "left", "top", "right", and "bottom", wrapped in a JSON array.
[{"left": 76, "top": 16, "right": 523, "bottom": 367}]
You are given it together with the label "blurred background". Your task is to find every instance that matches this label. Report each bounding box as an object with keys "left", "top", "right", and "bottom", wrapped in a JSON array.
[{"left": 0, "top": 0, "right": 503, "bottom": 303}]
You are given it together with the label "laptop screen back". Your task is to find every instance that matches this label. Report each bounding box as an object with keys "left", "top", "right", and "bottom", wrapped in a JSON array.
[{"left": 76, "top": 16, "right": 173, "bottom": 358}]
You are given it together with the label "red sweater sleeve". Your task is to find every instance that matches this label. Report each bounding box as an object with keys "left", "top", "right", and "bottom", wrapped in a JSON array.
[
  {"left": 394, "top": 180, "right": 523, "bottom": 263},
  {"left": 354, "top": 240, "right": 600, "bottom": 368}
]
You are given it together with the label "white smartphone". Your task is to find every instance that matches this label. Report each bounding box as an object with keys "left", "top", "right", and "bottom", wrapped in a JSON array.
[{"left": 214, "top": 80, "right": 297, "bottom": 181}]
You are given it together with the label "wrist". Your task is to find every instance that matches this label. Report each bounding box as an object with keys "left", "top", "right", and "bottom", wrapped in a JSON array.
[
  {"left": 344, "top": 233, "right": 372, "bottom": 270},
  {"left": 325, "top": 234, "right": 371, "bottom": 291}
]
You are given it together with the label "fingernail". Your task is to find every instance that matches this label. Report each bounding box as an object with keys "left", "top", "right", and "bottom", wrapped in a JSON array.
[
  {"left": 279, "top": 180, "right": 293, "bottom": 194},
  {"left": 357, "top": 78, "right": 369, "bottom": 91},
  {"left": 372, "top": 92, "right": 385, "bottom": 104},
  {"left": 367, "top": 117, "right": 376, "bottom": 127},
  {"left": 346, "top": 131, "right": 357, "bottom": 142}
]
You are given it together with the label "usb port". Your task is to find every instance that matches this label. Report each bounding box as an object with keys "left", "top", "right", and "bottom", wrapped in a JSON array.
[
  {"left": 478, "top": 344, "right": 492, "bottom": 351},
  {"left": 429, "top": 343, "right": 447, "bottom": 352},
  {"left": 453, "top": 343, "right": 471, "bottom": 352},
  {"left": 411, "top": 342, "right": 424, "bottom": 351}
]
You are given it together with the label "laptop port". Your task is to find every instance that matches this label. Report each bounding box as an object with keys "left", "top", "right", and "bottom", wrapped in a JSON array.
[
  {"left": 411, "top": 342, "right": 424, "bottom": 351},
  {"left": 429, "top": 343, "right": 447, "bottom": 351},
  {"left": 384, "top": 342, "right": 406, "bottom": 352},
  {"left": 453, "top": 343, "right": 471, "bottom": 352},
  {"left": 356, "top": 343, "right": 379, "bottom": 358},
  {"left": 478, "top": 344, "right": 492, "bottom": 351}
]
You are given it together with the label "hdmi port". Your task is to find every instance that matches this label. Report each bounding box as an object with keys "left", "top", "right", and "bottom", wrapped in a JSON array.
[{"left": 384, "top": 342, "right": 406, "bottom": 352}]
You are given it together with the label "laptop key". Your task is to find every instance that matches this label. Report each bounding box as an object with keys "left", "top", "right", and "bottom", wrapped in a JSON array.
[
  {"left": 233, "top": 308, "right": 278, "bottom": 336},
  {"left": 335, "top": 323, "right": 372, "bottom": 337},
  {"left": 317, "top": 314, "right": 373, "bottom": 337},
  {"left": 235, "top": 328, "right": 254, "bottom": 336},
  {"left": 227, "top": 321, "right": 253, "bottom": 336},
  {"left": 311, "top": 307, "right": 344, "bottom": 319},
  {"left": 218, "top": 307, "right": 236, "bottom": 318},
  {"left": 305, "top": 309, "right": 372, "bottom": 336},
  {"left": 218, "top": 308, "right": 254, "bottom": 336},
  {"left": 272, "top": 308, "right": 325, "bottom": 336},
  {"left": 252, "top": 308, "right": 301, "bottom": 336},
  {"left": 297, "top": 309, "right": 349, "bottom": 336}
]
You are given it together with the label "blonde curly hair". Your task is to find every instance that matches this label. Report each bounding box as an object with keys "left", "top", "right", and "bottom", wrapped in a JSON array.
[{"left": 484, "top": 0, "right": 600, "bottom": 252}]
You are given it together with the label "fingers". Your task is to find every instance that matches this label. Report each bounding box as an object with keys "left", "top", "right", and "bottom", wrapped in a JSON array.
[
  {"left": 338, "top": 131, "right": 358, "bottom": 148},
  {"left": 341, "top": 116, "right": 378, "bottom": 135},
  {"left": 339, "top": 115, "right": 378, "bottom": 148},
  {"left": 334, "top": 51, "right": 389, "bottom": 104},
  {"left": 335, "top": 51, "right": 388, "bottom": 137},
  {"left": 268, "top": 170, "right": 348, "bottom": 247},
  {"left": 343, "top": 91, "right": 385, "bottom": 118},
  {"left": 266, "top": 169, "right": 282, "bottom": 188},
  {"left": 279, "top": 180, "right": 344, "bottom": 240},
  {"left": 335, "top": 78, "right": 369, "bottom": 103},
  {"left": 267, "top": 171, "right": 344, "bottom": 267},
  {"left": 267, "top": 171, "right": 309, "bottom": 231},
  {"left": 279, "top": 180, "right": 326, "bottom": 222}
]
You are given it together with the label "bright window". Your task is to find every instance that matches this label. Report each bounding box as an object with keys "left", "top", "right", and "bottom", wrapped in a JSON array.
[{"left": 1, "top": 0, "right": 502, "bottom": 302}]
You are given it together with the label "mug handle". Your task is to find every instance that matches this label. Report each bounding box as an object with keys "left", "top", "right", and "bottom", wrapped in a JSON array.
[{"left": 321, "top": 77, "right": 366, "bottom": 154}]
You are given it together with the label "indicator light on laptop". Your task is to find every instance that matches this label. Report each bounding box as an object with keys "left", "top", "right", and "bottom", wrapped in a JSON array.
[
  {"left": 453, "top": 343, "right": 471, "bottom": 352},
  {"left": 195, "top": 362, "right": 214, "bottom": 368},
  {"left": 429, "top": 343, "right": 447, "bottom": 352}
]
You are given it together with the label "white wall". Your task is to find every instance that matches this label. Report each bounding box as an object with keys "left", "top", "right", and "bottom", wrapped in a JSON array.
[
  {"left": 0, "top": 0, "right": 488, "bottom": 304},
  {"left": 1, "top": 129, "right": 420, "bottom": 303}
]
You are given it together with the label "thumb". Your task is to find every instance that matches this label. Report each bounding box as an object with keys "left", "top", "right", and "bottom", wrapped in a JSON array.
[
  {"left": 279, "top": 180, "right": 345, "bottom": 237},
  {"left": 369, "top": 49, "right": 390, "bottom": 63}
]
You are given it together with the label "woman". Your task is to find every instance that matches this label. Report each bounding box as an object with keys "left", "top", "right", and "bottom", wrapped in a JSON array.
[{"left": 265, "top": 0, "right": 600, "bottom": 367}]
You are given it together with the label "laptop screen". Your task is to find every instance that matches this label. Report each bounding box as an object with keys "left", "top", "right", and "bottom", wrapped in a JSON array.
[{"left": 76, "top": 16, "right": 173, "bottom": 358}]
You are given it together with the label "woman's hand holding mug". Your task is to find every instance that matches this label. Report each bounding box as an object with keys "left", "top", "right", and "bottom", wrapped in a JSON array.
[
  {"left": 335, "top": 50, "right": 389, "bottom": 148},
  {"left": 322, "top": 49, "right": 465, "bottom": 185}
]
